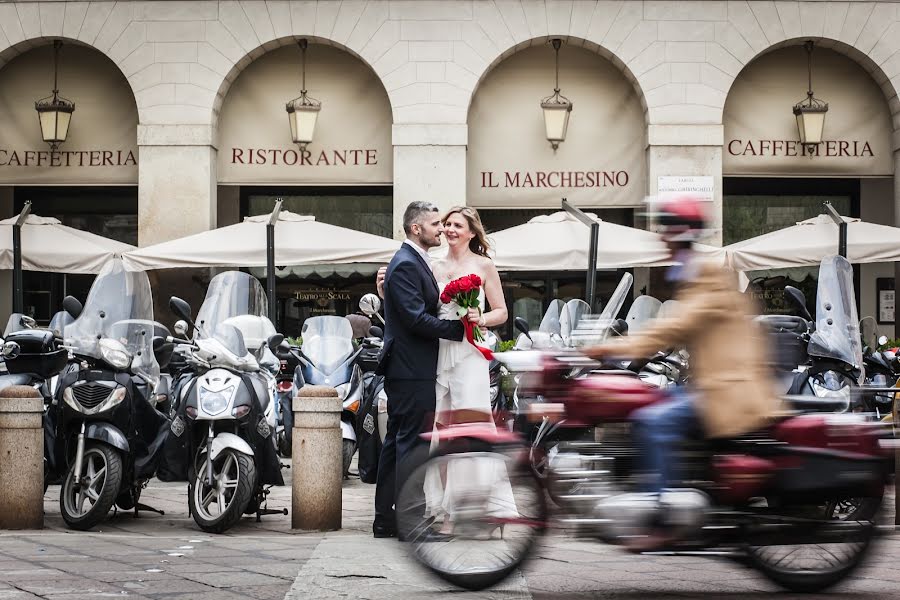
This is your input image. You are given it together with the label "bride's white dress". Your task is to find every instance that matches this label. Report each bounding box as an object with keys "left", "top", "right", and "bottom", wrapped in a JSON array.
[{"left": 424, "top": 283, "right": 518, "bottom": 520}]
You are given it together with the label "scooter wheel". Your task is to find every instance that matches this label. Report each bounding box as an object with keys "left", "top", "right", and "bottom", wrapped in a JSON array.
[
  {"left": 60, "top": 443, "right": 123, "bottom": 531},
  {"left": 342, "top": 439, "right": 356, "bottom": 478},
  {"left": 188, "top": 448, "right": 256, "bottom": 534}
]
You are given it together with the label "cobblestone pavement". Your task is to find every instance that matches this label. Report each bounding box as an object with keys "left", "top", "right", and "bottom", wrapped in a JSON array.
[{"left": 2, "top": 463, "right": 900, "bottom": 599}]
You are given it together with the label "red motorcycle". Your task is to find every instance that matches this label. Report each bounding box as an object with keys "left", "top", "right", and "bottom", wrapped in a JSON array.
[{"left": 396, "top": 351, "right": 891, "bottom": 593}]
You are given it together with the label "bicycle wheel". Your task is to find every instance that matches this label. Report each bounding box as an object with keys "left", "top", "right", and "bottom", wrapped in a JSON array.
[{"left": 397, "top": 441, "right": 547, "bottom": 591}]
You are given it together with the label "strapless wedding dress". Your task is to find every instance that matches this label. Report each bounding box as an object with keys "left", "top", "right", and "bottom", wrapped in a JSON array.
[{"left": 424, "top": 283, "right": 518, "bottom": 520}]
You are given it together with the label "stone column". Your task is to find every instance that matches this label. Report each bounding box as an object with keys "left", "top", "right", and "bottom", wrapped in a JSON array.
[
  {"left": 292, "top": 385, "right": 342, "bottom": 531},
  {"left": 646, "top": 125, "right": 724, "bottom": 297},
  {"left": 0, "top": 386, "right": 44, "bottom": 529},
  {"left": 137, "top": 125, "right": 217, "bottom": 246},
  {"left": 391, "top": 124, "right": 468, "bottom": 239},
  {"left": 137, "top": 124, "right": 218, "bottom": 324}
]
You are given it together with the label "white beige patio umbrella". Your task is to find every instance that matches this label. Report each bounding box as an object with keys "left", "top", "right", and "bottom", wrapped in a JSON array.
[
  {"left": 470, "top": 211, "right": 723, "bottom": 270},
  {"left": 0, "top": 214, "right": 134, "bottom": 273},
  {"left": 122, "top": 211, "right": 400, "bottom": 271},
  {"left": 724, "top": 213, "right": 900, "bottom": 272}
]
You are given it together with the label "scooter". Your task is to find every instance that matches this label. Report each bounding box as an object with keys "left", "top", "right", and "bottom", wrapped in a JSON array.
[
  {"left": 47, "top": 259, "right": 171, "bottom": 530},
  {"left": 166, "top": 271, "right": 286, "bottom": 534},
  {"left": 295, "top": 315, "right": 364, "bottom": 478}
]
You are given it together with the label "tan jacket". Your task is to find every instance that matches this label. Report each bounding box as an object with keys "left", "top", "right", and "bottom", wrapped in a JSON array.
[{"left": 604, "top": 260, "right": 778, "bottom": 438}]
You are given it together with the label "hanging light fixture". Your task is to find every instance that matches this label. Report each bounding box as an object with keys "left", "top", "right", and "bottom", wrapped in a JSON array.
[
  {"left": 541, "top": 38, "right": 573, "bottom": 151},
  {"left": 34, "top": 40, "right": 75, "bottom": 151},
  {"left": 285, "top": 39, "right": 321, "bottom": 149},
  {"left": 793, "top": 40, "right": 828, "bottom": 148}
]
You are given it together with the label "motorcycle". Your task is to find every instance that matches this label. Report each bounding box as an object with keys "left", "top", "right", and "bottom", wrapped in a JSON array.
[
  {"left": 397, "top": 346, "right": 891, "bottom": 593},
  {"left": 166, "top": 271, "right": 286, "bottom": 533},
  {"left": 295, "top": 315, "right": 364, "bottom": 478},
  {"left": 47, "top": 259, "right": 172, "bottom": 530}
]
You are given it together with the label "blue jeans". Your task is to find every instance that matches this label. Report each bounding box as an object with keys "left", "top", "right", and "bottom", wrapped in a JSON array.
[{"left": 631, "top": 389, "right": 701, "bottom": 494}]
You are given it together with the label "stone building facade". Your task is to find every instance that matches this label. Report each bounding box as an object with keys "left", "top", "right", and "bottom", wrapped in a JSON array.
[{"left": 1, "top": 0, "right": 899, "bottom": 334}]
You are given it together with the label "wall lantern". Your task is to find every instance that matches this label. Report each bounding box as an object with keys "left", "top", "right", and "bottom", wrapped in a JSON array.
[
  {"left": 793, "top": 40, "right": 828, "bottom": 148},
  {"left": 34, "top": 40, "right": 75, "bottom": 151},
  {"left": 285, "top": 39, "right": 321, "bottom": 149},
  {"left": 541, "top": 39, "right": 573, "bottom": 151}
]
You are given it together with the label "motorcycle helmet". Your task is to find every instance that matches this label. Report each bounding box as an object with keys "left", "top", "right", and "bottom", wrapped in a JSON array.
[{"left": 651, "top": 195, "right": 710, "bottom": 243}]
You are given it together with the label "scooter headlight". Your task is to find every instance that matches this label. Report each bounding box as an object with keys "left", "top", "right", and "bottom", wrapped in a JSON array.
[
  {"left": 199, "top": 385, "right": 234, "bottom": 415},
  {"left": 99, "top": 338, "right": 132, "bottom": 370},
  {"left": 811, "top": 373, "right": 851, "bottom": 400}
]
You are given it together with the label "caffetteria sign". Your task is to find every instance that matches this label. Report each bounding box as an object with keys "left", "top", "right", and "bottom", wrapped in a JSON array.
[
  {"left": 0, "top": 45, "right": 138, "bottom": 185},
  {"left": 724, "top": 47, "right": 891, "bottom": 177}
]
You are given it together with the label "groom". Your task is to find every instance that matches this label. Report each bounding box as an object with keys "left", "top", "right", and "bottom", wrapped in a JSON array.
[{"left": 373, "top": 201, "right": 465, "bottom": 538}]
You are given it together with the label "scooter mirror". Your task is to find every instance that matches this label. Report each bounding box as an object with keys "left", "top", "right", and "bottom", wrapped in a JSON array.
[
  {"left": 173, "top": 320, "right": 189, "bottom": 337},
  {"left": 783, "top": 286, "right": 812, "bottom": 322},
  {"left": 169, "top": 296, "right": 193, "bottom": 323},
  {"left": 267, "top": 333, "right": 285, "bottom": 353},
  {"left": 62, "top": 295, "right": 83, "bottom": 319},
  {"left": 368, "top": 325, "right": 384, "bottom": 339},
  {"left": 514, "top": 317, "right": 532, "bottom": 341},
  {"left": 359, "top": 293, "right": 382, "bottom": 316}
]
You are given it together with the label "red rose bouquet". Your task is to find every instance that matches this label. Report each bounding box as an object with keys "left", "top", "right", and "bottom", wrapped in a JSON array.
[{"left": 440, "top": 273, "right": 493, "bottom": 360}]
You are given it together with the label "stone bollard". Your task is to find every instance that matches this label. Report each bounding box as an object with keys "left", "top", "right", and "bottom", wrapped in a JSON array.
[
  {"left": 292, "top": 385, "right": 342, "bottom": 531},
  {"left": 0, "top": 386, "right": 44, "bottom": 529}
]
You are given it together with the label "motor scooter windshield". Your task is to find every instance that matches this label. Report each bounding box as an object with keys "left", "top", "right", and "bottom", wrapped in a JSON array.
[
  {"left": 64, "top": 259, "right": 159, "bottom": 383},
  {"left": 567, "top": 272, "right": 634, "bottom": 347},
  {"left": 514, "top": 300, "right": 566, "bottom": 350},
  {"left": 48, "top": 311, "right": 74, "bottom": 337},
  {"left": 624, "top": 295, "right": 662, "bottom": 335},
  {"left": 301, "top": 316, "right": 355, "bottom": 376},
  {"left": 196, "top": 271, "right": 267, "bottom": 337},
  {"left": 808, "top": 255, "right": 864, "bottom": 382}
]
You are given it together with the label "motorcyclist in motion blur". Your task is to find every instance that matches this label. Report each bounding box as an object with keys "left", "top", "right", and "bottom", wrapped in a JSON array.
[{"left": 585, "top": 196, "right": 778, "bottom": 550}]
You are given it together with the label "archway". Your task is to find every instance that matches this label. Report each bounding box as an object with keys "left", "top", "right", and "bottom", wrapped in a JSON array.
[
  {"left": 466, "top": 39, "right": 648, "bottom": 335},
  {"left": 723, "top": 41, "right": 894, "bottom": 333},
  {"left": 0, "top": 39, "right": 138, "bottom": 323},
  {"left": 215, "top": 40, "right": 394, "bottom": 334}
]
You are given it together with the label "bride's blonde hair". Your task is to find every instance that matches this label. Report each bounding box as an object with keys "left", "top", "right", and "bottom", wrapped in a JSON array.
[{"left": 442, "top": 206, "right": 490, "bottom": 258}]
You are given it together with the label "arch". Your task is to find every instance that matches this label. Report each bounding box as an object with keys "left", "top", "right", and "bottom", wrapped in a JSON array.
[
  {"left": 723, "top": 37, "right": 900, "bottom": 131},
  {"left": 467, "top": 36, "right": 649, "bottom": 123},
  {"left": 210, "top": 36, "right": 392, "bottom": 129},
  {"left": 0, "top": 37, "right": 139, "bottom": 112},
  {"left": 0, "top": 37, "right": 139, "bottom": 185}
]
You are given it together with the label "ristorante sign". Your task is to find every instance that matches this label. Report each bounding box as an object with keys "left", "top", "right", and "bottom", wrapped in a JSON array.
[
  {"left": 229, "top": 148, "right": 378, "bottom": 167},
  {"left": 216, "top": 45, "right": 393, "bottom": 185}
]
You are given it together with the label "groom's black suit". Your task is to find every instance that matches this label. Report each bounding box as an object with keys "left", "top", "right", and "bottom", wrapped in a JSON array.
[{"left": 373, "top": 241, "right": 464, "bottom": 534}]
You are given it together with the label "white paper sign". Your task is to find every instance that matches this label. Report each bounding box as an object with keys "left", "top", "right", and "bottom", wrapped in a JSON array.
[
  {"left": 657, "top": 176, "right": 715, "bottom": 202},
  {"left": 880, "top": 289, "right": 894, "bottom": 323}
]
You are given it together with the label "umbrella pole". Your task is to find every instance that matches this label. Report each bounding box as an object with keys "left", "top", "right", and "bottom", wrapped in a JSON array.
[
  {"left": 562, "top": 199, "right": 599, "bottom": 310},
  {"left": 12, "top": 201, "right": 31, "bottom": 315},
  {"left": 267, "top": 199, "right": 283, "bottom": 326},
  {"left": 823, "top": 201, "right": 847, "bottom": 259}
]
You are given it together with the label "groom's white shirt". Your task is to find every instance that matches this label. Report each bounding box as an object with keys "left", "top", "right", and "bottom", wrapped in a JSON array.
[{"left": 403, "top": 239, "right": 431, "bottom": 265}]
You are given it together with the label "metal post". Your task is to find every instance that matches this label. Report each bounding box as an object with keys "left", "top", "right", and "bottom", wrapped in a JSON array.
[
  {"left": 562, "top": 199, "right": 599, "bottom": 310},
  {"left": 823, "top": 201, "right": 847, "bottom": 258},
  {"left": 267, "top": 198, "right": 283, "bottom": 325},
  {"left": 12, "top": 202, "right": 31, "bottom": 315}
]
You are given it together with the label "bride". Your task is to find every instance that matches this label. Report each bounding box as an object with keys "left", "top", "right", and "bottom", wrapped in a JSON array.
[{"left": 425, "top": 206, "right": 518, "bottom": 533}]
